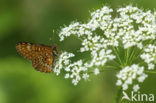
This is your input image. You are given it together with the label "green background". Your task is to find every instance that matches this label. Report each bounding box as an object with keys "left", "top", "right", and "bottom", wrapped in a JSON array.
[{"left": 0, "top": 0, "right": 156, "bottom": 103}]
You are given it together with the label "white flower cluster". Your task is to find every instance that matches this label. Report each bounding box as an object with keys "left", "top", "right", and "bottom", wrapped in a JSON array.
[
  {"left": 115, "top": 6, "right": 156, "bottom": 49},
  {"left": 53, "top": 52, "right": 75, "bottom": 75},
  {"left": 116, "top": 64, "right": 148, "bottom": 91},
  {"left": 59, "top": 6, "right": 156, "bottom": 49},
  {"left": 53, "top": 5, "right": 156, "bottom": 88},
  {"left": 54, "top": 52, "right": 89, "bottom": 85},
  {"left": 141, "top": 44, "right": 156, "bottom": 70},
  {"left": 54, "top": 50, "right": 115, "bottom": 85}
]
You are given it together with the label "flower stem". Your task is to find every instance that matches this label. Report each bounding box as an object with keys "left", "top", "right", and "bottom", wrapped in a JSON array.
[
  {"left": 128, "top": 46, "right": 137, "bottom": 65},
  {"left": 112, "top": 47, "right": 123, "bottom": 67},
  {"left": 145, "top": 71, "right": 156, "bottom": 74},
  {"left": 114, "top": 87, "right": 122, "bottom": 103},
  {"left": 125, "top": 47, "right": 130, "bottom": 66}
]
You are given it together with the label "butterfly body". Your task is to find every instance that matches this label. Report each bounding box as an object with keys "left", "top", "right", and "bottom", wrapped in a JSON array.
[{"left": 16, "top": 42, "right": 58, "bottom": 73}]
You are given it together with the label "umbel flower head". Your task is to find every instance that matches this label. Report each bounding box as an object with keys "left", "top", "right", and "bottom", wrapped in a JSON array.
[{"left": 53, "top": 5, "right": 156, "bottom": 91}]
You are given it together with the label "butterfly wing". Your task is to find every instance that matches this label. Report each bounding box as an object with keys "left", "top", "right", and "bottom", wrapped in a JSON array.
[
  {"left": 16, "top": 42, "right": 42, "bottom": 60},
  {"left": 16, "top": 42, "right": 55, "bottom": 73},
  {"left": 32, "top": 47, "right": 54, "bottom": 73}
]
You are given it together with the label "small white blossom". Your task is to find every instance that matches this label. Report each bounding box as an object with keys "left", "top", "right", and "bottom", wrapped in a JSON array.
[
  {"left": 116, "top": 80, "right": 122, "bottom": 86},
  {"left": 122, "top": 83, "right": 128, "bottom": 90},
  {"left": 64, "top": 73, "right": 70, "bottom": 79},
  {"left": 82, "top": 73, "right": 89, "bottom": 80},
  {"left": 138, "top": 74, "right": 148, "bottom": 82},
  {"left": 72, "top": 79, "right": 79, "bottom": 85},
  {"left": 148, "top": 63, "right": 155, "bottom": 70},
  {"left": 94, "top": 68, "right": 100, "bottom": 75},
  {"left": 133, "top": 84, "right": 140, "bottom": 92}
]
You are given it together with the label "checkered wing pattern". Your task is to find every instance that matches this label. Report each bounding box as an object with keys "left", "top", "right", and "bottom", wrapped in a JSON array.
[{"left": 16, "top": 42, "right": 58, "bottom": 73}]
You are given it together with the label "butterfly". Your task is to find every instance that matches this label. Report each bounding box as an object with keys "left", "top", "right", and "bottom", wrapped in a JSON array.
[{"left": 16, "top": 42, "right": 58, "bottom": 73}]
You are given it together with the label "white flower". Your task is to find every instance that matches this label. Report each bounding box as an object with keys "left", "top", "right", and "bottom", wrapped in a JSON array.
[
  {"left": 116, "top": 64, "right": 147, "bottom": 90},
  {"left": 141, "top": 44, "right": 156, "bottom": 70},
  {"left": 133, "top": 84, "right": 140, "bottom": 92},
  {"left": 65, "top": 73, "right": 70, "bottom": 79},
  {"left": 72, "top": 79, "right": 79, "bottom": 85},
  {"left": 122, "top": 83, "right": 128, "bottom": 90},
  {"left": 53, "top": 52, "right": 74, "bottom": 75},
  {"left": 82, "top": 73, "right": 89, "bottom": 80},
  {"left": 148, "top": 63, "right": 155, "bottom": 70},
  {"left": 116, "top": 80, "right": 122, "bottom": 86},
  {"left": 138, "top": 74, "right": 148, "bottom": 82},
  {"left": 125, "top": 78, "right": 132, "bottom": 84},
  {"left": 53, "top": 5, "right": 156, "bottom": 90},
  {"left": 94, "top": 68, "right": 100, "bottom": 75}
]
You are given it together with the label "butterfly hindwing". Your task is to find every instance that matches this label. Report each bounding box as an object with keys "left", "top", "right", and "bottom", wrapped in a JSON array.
[{"left": 32, "top": 49, "right": 54, "bottom": 73}]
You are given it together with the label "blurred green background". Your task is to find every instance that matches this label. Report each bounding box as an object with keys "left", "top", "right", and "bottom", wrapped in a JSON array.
[{"left": 0, "top": 0, "right": 156, "bottom": 103}]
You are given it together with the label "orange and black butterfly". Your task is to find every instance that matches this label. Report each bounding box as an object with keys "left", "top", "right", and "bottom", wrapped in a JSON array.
[{"left": 16, "top": 42, "right": 58, "bottom": 73}]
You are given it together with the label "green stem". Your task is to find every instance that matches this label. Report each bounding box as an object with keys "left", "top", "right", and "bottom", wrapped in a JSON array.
[
  {"left": 114, "top": 87, "right": 122, "bottom": 103},
  {"left": 107, "top": 60, "right": 122, "bottom": 69},
  {"left": 125, "top": 47, "right": 130, "bottom": 66},
  {"left": 102, "top": 66, "right": 120, "bottom": 69},
  {"left": 112, "top": 47, "right": 123, "bottom": 66},
  {"left": 128, "top": 46, "right": 137, "bottom": 65},
  {"left": 145, "top": 71, "right": 156, "bottom": 74}
]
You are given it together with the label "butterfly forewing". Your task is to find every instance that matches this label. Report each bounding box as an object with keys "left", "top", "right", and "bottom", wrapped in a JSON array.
[{"left": 16, "top": 42, "right": 57, "bottom": 73}]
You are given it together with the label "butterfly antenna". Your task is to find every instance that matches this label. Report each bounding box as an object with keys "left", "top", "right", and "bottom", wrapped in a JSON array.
[{"left": 49, "top": 29, "right": 56, "bottom": 44}]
